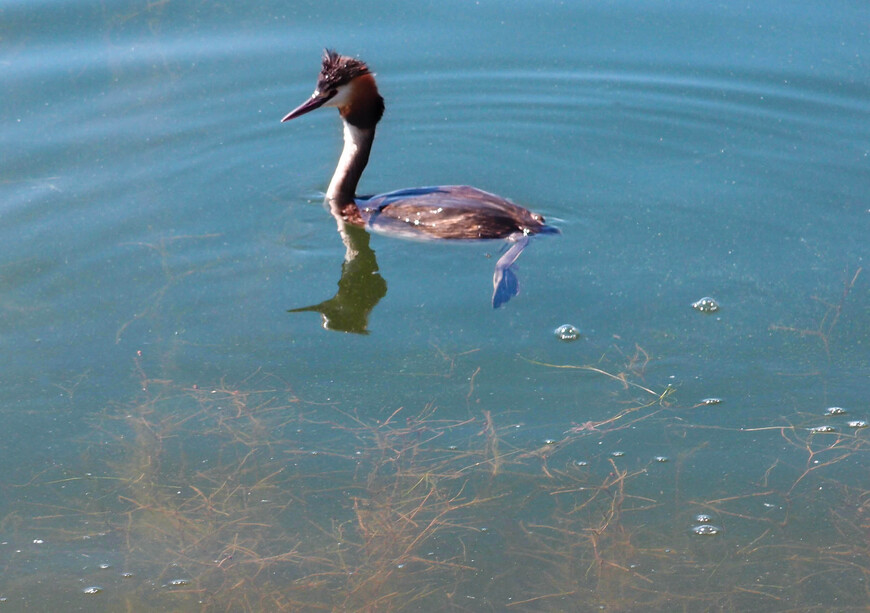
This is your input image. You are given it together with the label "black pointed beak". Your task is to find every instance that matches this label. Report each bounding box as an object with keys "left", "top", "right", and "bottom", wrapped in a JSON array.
[{"left": 281, "top": 91, "right": 333, "bottom": 122}]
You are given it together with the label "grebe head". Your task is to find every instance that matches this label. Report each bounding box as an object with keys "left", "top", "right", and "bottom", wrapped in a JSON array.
[{"left": 282, "top": 49, "right": 384, "bottom": 130}]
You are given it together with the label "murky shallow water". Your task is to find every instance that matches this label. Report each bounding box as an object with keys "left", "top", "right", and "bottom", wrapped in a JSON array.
[{"left": 1, "top": 0, "right": 868, "bottom": 610}]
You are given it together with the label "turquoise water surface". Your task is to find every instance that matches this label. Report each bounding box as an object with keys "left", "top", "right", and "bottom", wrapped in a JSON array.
[{"left": 2, "top": 0, "right": 869, "bottom": 610}]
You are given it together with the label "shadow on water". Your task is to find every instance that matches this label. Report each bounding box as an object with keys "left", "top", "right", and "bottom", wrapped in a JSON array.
[{"left": 5, "top": 315, "right": 869, "bottom": 611}]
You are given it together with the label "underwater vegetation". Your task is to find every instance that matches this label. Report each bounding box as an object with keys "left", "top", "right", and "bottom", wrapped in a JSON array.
[{"left": 3, "top": 326, "right": 868, "bottom": 612}]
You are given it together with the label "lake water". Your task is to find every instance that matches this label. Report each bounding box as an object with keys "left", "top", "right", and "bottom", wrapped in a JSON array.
[{"left": 2, "top": 0, "right": 869, "bottom": 610}]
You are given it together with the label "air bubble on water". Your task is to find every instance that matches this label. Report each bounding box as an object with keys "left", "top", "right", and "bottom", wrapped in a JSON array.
[
  {"left": 691, "top": 297, "right": 720, "bottom": 313},
  {"left": 808, "top": 425, "right": 836, "bottom": 433},
  {"left": 654, "top": 456, "right": 669, "bottom": 463},
  {"left": 611, "top": 451, "right": 625, "bottom": 457},
  {"left": 167, "top": 579, "right": 190, "bottom": 587},
  {"left": 691, "top": 524, "right": 721, "bottom": 536},
  {"left": 573, "top": 460, "right": 588, "bottom": 467},
  {"left": 825, "top": 406, "right": 847, "bottom": 416},
  {"left": 700, "top": 397, "right": 722, "bottom": 405},
  {"left": 694, "top": 514, "right": 713, "bottom": 523},
  {"left": 554, "top": 324, "right": 581, "bottom": 341},
  {"left": 544, "top": 439, "right": 556, "bottom": 445},
  {"left": 847, "top": 420, "right": 868, "bottom": 429},
  {"left": 98, "top": 563, "right": 111, "bottom": 570},
  {"left": 82, "top": 586, "right": 103, "bottom": 595}
]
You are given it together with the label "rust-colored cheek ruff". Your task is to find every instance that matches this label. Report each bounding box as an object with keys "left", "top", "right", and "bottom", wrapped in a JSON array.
[{"left": 339, "top": 74, "right": 384, "bottom": 130}]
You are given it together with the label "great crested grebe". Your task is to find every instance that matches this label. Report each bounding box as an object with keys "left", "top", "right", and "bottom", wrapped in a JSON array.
[{"left": 282, "top": 49, "right": 558, "bottom": 307}]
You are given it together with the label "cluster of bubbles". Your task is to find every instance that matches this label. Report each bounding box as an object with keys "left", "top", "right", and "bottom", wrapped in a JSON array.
[
  {"left": 691, "top": 296, "right": 720, "bottom": 314},
  {"left": 691, "top": 513, "right": 722, "bottom": 536},
  {"left": 808, "top": 406, "right": 868, "bottom": 433},
  {"left": 79, "top": 570, "right": 181, "bottom": 597},
  {"left": 565, "top": 452, "right": 669, "bottom": 466},
  {"left": 553, "top": 324, "right": 581, "bottom": 341}
]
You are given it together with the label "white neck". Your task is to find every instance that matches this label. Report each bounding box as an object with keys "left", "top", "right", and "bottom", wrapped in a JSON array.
[{"left": 326, "top": 120, "right": 375, "bottom": 203}]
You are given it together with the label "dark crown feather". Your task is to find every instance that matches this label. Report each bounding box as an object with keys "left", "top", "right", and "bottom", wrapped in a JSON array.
[{"left": 317, "top": 49, "right": 372, "bottom": 92}]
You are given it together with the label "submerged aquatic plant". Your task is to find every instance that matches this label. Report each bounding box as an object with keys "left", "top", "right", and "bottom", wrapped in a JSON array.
[{"left": 8, "top": 334, "right": 870, "bottom": 612}]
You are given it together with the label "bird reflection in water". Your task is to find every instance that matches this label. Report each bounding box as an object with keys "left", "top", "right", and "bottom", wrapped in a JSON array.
[{"left": 287, "top": 210, "right": 386, "bottom": 334}]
